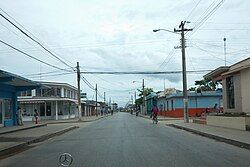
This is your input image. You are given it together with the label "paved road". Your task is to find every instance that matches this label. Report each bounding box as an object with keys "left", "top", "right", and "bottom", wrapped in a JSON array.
[{"left": 1, "top": 113, "right": 250, "bottom": 167}]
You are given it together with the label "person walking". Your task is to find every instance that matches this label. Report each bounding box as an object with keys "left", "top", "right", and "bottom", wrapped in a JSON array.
[
  {"left": 213, "top": 103, "right": 219, "bottom": 115},
  {"left": 34, "top": 109, "right": 39, "bottom": 124},
  {"left": 17, "top": 107, "right": 23, "bottom": 125}
]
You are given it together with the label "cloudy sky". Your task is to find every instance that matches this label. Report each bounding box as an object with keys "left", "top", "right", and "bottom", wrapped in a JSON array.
[{"left": 0, "top": 0, "right": 250, "bottom": 106}]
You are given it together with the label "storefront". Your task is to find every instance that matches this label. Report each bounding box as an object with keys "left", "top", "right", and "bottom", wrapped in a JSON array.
[{"left": 0, "top": 70, "right": 40, "bottom": 127}]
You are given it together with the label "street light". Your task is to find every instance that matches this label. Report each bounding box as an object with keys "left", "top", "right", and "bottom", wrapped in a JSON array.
[
  {"left": 153, "top": 26, "right": 190, "bottom": 123},
  {"left": 152, "top": 29, "right": 179, "bottom": 35}
]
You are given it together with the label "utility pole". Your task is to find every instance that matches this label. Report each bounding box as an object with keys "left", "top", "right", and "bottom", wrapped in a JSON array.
[
  {"left": 131, "top": 95, "right": 133, "bottom": 105},
  {"left": 134, "top": 91, "right": 137, "bottom": 110},
  {"left": 77, "top": 62, "right": 82, "bottom": 121},
  {"left": 95, "top": 84, "right": 98, "bottom": 117},
  {"left": 223, "top": 37, "right": 226, "bottom": 66},
  {"left": 142, "top": 79, "right": 146, "bottom": 115},
  {"left": 104, "top": 92, "right": 106, "bottom": 103},
  {"left": 174, "top": 21, "right": 193, "bottom": 123}
]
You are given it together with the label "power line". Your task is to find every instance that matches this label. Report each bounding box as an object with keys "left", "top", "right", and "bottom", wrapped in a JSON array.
[
  {"left": 187, "top": 0, "right": 225, "bottom": 37},
  {"left": 191, "top": 42, "right": 233, "bottom": 64},
  {"left": 80, "top": 70, "right": 212, "bottom": 75},
  {"left": 0, "top": 9, "right": 74, "bottom": 70},
  {"left": 185, "top": 0, "right": 202, "bottom": 21},
  {"left": 23, "top": 68, "right": 74, "bottom": 77},
  {"left": 0, "top": 39, "right": 71, "bottom": 72},
  {"left": 27, "top": 72, "right": 75, "bottom": 79},
  {"left": 80, "top": 75, "right": 95, "bottom": 90}
]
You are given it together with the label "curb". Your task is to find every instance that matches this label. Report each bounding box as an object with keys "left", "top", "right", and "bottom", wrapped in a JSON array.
[
  {"left": 0, "top": 126, "right": 78, "bottom": 157},
  {"left": 167, "top": 124, "right": 250, "bottom": 150},
  {"left": 0, "top": 124, "right": 47, "bottom": 135},
  {"left": 138, "top": 114, "right": 182, "bottom": 121},
  {"left": 46, "top": 114, "right": 111, "bottom": 124}
]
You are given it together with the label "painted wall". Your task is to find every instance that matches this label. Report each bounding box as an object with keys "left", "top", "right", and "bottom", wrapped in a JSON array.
[
  {"left": 158, "top": 93, "right": 222, "bottom": 117},
  {"left": 0, "top": 84, "right": 18, "bottom": 126},
  {"left": 241, "top": 68, "right": 250, "bottom": 114}
]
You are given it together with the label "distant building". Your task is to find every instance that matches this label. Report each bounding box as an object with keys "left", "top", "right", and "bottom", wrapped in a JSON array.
[
  {"left": 81, "top": 100, "right": 96, "bottom": 116},
  {"left": 18, "top": 81, "right": 78, "bottom": 121},
  {"left": 0, "top": 70, "right": 40, "bottom": 127},
  {"left": 146, "top": 92, "right": 157, "bottom": 115},
  {"left": 157, "top": 91, "right": 222, "bottom": 117}
]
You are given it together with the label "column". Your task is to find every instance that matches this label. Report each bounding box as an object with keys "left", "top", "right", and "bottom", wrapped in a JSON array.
[
  {"left": 84, "top": 105, "right": 87, "bottom": 117},
  {"left": 44, "top": 102, "right": 47, "bottom": 117},
  {"left": 55, "top": 101, "right": 58, "bottom": 120}
]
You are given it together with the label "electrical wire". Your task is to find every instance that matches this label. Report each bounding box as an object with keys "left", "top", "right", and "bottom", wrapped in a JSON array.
[
  {"left": 185, "top": 0, "right": 203, "bottom": 21},
  {"left": 0, "top": 39, "right": 72, "bottom": 72},
  {"left": 0, "top": 8, "right": 75, "bottom": 70},
  {"left": 23, "top": 68, "right": 74, "bottom": 77},
  {"left": 187, "top": 0, "right": 225, "bottom": 37}
]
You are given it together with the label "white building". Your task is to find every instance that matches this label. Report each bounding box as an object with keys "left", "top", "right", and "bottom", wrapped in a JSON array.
[{"left": 18, "top": 81, "right": 78, "bottom": 121}]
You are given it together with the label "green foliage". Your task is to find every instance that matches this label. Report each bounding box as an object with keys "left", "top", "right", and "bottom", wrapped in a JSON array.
[
  {"left": 189, "top": 87, "right": 196, "bottom": 91},
  {"left": 138, "top": 88, "right": 153, "bottom": 96},
  {"left": 135, "top": 88, "right": 154, "bottom": 106},
  {"left": 190, "top": 79, "right": 217, "bottom": 91}
]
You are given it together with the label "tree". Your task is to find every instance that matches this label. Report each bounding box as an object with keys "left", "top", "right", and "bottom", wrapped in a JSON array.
[
  {"left": 189, "top": 87, "right": 196, "bottom": 91},
  {"left": 194, "top": 78, "right": 217, "bottom": 91},
  {"left": 135, "top": 88, "right": 154, "bottom": 106},
  {"left": 189, "top": 79, "right": 217, "bottom": 92}
]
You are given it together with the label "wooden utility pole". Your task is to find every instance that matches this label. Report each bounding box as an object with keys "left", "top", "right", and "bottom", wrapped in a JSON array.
[
  {"left": 174, "top": 21, "right": 193, "bottom": 123},
  {"left": 95, "top": 84, "right": 98, "bottom": 116},
  {"left": 77, "top": 62, "right": 82, "bottom": 120}
]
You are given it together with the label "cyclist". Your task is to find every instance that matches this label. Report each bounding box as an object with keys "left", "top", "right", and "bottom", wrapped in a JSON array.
[{"left": 152, "top": 105, "right": 159, "bottom": 124}]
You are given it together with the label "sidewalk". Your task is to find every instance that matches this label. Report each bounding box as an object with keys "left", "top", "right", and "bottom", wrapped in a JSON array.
[
  {"left": 0, "top": 122, "right": 47, "bottom": 135},
  {"left": 0, "top": 123, "right": 79, "bottom": 158},
  {"left": 138, "top": 114, "right": 250, "bottom": 149},
  {"left": 166, "top": 121, "right": 250, "bottom": 150}
]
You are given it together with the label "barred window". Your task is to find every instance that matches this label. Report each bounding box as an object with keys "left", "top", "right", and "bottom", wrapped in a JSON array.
[{"left": 226, "top": 76, "right": 235, "bottom": 109}]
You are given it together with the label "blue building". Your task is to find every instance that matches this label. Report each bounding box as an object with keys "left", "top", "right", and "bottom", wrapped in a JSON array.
[
  {"left": 0, "top": 70, "right": 40, "bottom": 127},
  {"left": 157, "top": 91, "right": 222, "bottom": 117},
  {"left": 146, "top": 92, "right": 157, "bottom": 115}
]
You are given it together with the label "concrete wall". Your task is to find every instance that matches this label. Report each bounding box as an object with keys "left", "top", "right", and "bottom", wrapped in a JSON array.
[
  {"left": 241, "top": 68, "right": 250, "bottom": 114},
  {"left": 223, "top": 73, "right": 242, "bottom": 113},
  {"left": 207, "top": 116, "right": 250, "bottom": 130}
]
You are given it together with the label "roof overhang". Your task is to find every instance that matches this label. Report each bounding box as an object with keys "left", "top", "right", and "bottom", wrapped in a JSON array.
[
  {"left": 0, "top": 70, "right": 41, "bottom": 91},
  {"left": 203, "top": 66, "right": 229, "bottom": 81},
  {"left": 18, "top": 97, "right": 77, "bottom": 103}
]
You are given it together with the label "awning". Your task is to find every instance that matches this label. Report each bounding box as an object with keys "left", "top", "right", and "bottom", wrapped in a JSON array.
[{"left": 0, "top": 70, "right": 41, "bottom": 91}]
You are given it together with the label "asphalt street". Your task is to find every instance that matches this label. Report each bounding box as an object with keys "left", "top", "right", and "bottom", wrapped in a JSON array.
[{"left": 1, "top": 112, "right": 250, "bottom": 167}]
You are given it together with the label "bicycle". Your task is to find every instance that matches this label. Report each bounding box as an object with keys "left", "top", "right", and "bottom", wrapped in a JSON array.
[{"left": 152, "top": 114, "right": 158, "bottom": 124}]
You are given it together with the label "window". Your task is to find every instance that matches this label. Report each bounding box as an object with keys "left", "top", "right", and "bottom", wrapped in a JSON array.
[
  {"left": 46, "top": 103, "right": 51, "bottom": 116},
  {"left": 26, "top": 90, "right": 31, "bottom": 96},
  {"left": 226, "top": 76, "right": 235, "bottom": 109},
  {"left": 160, "top": 104, "right": 163, "bottom": 111},
  {"left": 171, "top": 100, "right": 174, "bottom": 110},
  {"left": 56, "top": 88, "right": 61, "bottom": 97},
  {"left": 64, "top": 88, "right": 66, "bottom": 97},
  {"left": 36, "top": 89, "right": 41, "bottom": 97},
  {"left": 167, "top": 101, "right": 169, "bottom": 111},
  {"left": 4, "top": 100, "right": 12, "bottom": 119},
  {"left": 40, "top": 104, "right": 45, "bottom": 116},
  {"left": 67, "top": 90, "right": 70, "bottom": 98}
]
